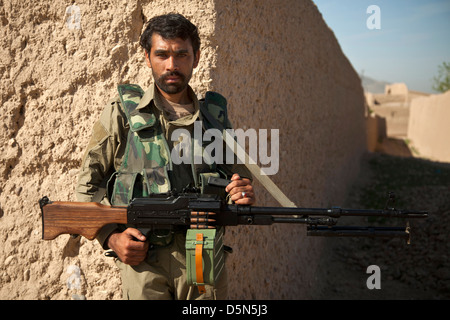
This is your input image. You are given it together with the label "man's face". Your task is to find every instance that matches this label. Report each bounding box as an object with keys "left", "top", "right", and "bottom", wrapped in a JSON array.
[{"left": 145, "top": 33, "right": 200, "bottom": 96}]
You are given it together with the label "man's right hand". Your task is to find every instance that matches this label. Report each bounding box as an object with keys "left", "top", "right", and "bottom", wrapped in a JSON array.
[{"left": 106, "top": 228, "right": 149, "bottom": 266}]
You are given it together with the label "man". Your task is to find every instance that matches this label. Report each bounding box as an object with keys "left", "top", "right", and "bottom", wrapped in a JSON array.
[{"left": 76, "top": 13, "right": 255, "bottom": 300}]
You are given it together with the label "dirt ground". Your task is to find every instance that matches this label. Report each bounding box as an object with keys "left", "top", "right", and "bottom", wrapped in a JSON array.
[{"left": 310, "top": 138, "right": 450, "bottom": 300}]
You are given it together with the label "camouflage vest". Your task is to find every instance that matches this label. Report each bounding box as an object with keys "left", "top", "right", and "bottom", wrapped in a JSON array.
[{"left": 108, "top": 84, "right": 229, "bottom": 206}]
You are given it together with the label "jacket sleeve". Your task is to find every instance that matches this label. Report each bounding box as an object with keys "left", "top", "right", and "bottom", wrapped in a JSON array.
[{"left": 75, "top": 97, "right": 128, "bottom": 248}]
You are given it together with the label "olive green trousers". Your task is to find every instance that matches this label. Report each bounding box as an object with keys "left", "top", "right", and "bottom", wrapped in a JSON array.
[{"left": 115, "top": 232, "right": 228, "bottom": 300}]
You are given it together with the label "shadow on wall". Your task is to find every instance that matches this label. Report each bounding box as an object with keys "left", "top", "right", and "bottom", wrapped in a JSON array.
[{"left": 210, "top": 0, "right": 367, "bottom": 300}]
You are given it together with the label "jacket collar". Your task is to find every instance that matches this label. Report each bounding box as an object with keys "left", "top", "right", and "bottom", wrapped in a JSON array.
[{"left": 136, "top": 83, "right": 199, "bottom": 113}]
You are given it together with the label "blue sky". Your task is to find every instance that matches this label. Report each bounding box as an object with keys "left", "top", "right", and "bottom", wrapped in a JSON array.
[{"left": 313, "top": 0, "right": 450, "bottom": 93}]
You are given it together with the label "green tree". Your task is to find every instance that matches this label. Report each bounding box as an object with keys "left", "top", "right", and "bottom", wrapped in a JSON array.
[{"left": 432, "top": 61, "right": 450, "bottom": 93}]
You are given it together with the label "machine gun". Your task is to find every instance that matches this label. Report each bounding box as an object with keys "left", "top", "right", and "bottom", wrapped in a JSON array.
[
  {"left": 39, "top": 177, "right": 427, "bottom": 292},
  {"left": 40, "top": 179, "right": 427, "bottom": 241}
]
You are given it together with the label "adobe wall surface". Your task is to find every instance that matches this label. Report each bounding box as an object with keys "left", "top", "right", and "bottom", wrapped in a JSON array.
[
  {"left": 0, "top": 0, "right": 366, "bottom": 300},
  {"left": 407, "top": 91, "right": 450, "bottom": 162}
]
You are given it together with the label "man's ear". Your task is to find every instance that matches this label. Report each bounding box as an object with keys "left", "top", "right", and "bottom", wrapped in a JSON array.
[
  {"left": 193, "top": 49, "right": 200, "bottom": 69},
  {"left": 145, "top": 50, "right": 152, "bottom": 68}
]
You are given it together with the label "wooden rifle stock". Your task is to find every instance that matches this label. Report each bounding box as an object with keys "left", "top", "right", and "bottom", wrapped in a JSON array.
[{"left": 40, "top": 197, "right": 127, "bottom": 240}]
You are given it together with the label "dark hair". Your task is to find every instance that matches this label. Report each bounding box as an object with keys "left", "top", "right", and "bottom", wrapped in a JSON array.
[{"left": 139, "top": 13, "right": 200, "bottom": 55}]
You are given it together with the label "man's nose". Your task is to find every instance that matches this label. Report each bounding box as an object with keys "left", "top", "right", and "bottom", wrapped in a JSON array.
[{"left": 166, "top": 56, "right": 178, "bottom": 71}]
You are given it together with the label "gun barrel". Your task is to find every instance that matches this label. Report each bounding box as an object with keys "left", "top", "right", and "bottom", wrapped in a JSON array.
[
  {"left": 307, "top": 226, "right": 410, "bottom": 239},
  {"left": 338, "top": 208, "right": 428, "bottom": 219},
  {"left": 236, "top": 205, "right": 428, "bottom": 219},
  {"left": 236, "top": 206, "right": 333, "bottom": 216}
]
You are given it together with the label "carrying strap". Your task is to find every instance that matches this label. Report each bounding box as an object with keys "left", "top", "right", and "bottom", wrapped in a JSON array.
[
  {"left": 195, "top": 233, "right": 206, "bottom": 294},
  {"left": 200, "top": 99, "right": 297, "bottom": 207}
]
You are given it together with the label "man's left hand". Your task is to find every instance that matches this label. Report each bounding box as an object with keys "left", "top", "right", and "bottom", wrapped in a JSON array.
[{"left": 225, "top": 173, "right": 255, "bottom": 205}]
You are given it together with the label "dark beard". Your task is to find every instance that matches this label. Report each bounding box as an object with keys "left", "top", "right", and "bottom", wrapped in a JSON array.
[{"left": 154, "top": 70, "right": 192, "bottom": 95}]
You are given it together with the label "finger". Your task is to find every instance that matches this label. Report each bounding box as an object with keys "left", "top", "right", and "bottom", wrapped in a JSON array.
[
  {"left": 116, "top": 240, "right": 148, "bottom": 265},
  {"left": 125, "top": 228, "right": 146, "bottom": 242},
  {"left": 123, "top": 229, "right": 149, "bottom": 251},
  {"left": 234, "top": 196, "right": 255, "bottom": 205},
  {"left": 228, "top": 185, "right": 252, "bottom": 197},
  {"left": 230, "top": 190, "right": 254, "bottom": 202},
  {"left": 225, "top": 178, "right": 237, "bottom": 193},
  {"left": 231, "top": 173, "right": 241, "bottom": 181},
  {"left": 225, "top": 173, "right": 244, "bottom": 192},
  {"left": 125, "top": 250, "right": 148, "bottom": 266},
  {"left": 226, "top": 178, "right": 251, "bottom": 193},
  {"left": 126, "top": 240, "right": 149, "bottom": 252},
  {"left": 235, "top": 189, "right": 255, "bottom": 205}
]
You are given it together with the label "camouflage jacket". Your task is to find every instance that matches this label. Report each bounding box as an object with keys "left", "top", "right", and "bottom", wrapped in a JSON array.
[{"left": 75, "top": 83, "right": 251, "bottom": 248}]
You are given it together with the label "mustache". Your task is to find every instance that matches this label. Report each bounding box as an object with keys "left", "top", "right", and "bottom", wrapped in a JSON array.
[{"left": 160, "top": 71, "right": 185, "bottom": 80}]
